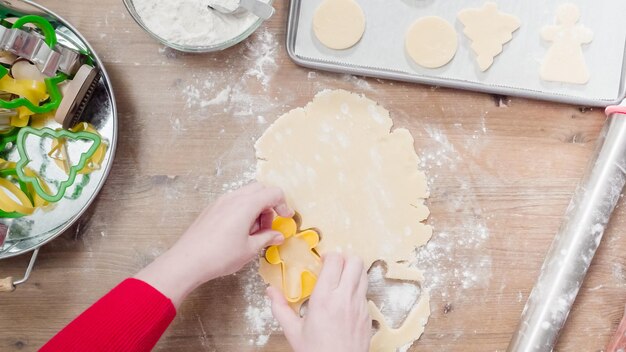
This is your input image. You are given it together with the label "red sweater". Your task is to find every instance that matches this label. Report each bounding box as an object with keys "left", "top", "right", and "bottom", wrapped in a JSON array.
[{"left": 41, "top": 278, "right": 176, "bottom": 352}]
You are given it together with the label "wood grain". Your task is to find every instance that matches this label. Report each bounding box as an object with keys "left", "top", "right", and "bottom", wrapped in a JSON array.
[{"left": 0, "top": 0, "right": 624, "bottom": 351}]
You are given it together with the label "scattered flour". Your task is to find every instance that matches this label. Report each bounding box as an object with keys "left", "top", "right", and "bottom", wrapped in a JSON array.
[
  {"left": 368, "top": 264, "right": 420, "bottom": 329},
  {"left": 132, "top": 0, "right": 261, "bottom": 47},
  {"left": 222, "top": 164, "right": 256, "bottom": 192},
  {"left": 241, "top": 263, "right": 279, "bottom": 346},
  {"left": 416, "top": 125, "right": 492, "bottom": 302},
  {"left": 200, "top": 86, "right": 232, "bottom": 108},
  {"left": 245, "top": 29, "right": 278, "bottom": 89},
  {"left": 179, "top": 29, "right": 279, "bottom": 117}
]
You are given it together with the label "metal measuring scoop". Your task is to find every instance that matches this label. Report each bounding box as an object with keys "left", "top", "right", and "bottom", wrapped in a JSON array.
[{"left": 208, "top": 0, "right": 275, "bottom": 20}]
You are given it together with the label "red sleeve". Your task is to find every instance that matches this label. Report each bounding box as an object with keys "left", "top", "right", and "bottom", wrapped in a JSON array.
[{"left": 41, "top": 278, "right": 176, "bottom": 352}]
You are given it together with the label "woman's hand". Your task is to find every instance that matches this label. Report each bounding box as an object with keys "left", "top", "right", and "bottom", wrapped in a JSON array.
[
  {"left": 268, "top": 253, "right": 371, "bottom": 352},
  {"left": 135, "top": 182, "right": 294, "bottom": 307}
]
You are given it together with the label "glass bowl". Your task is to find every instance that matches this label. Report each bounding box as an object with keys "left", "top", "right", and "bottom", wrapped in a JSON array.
[{"left": 122, "top": 0, "right": 272, "bottom": 53}]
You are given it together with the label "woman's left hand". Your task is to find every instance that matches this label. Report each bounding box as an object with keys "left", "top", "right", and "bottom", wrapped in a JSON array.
[{"left": 134, "top": 182, "right": 294, "bottom": 307}]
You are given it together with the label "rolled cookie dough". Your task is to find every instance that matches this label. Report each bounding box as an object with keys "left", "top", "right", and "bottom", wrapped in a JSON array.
[
  {"left": 313, "top": 0, "right": 365, "bottom": 50},
  {"left": 255, "top": 90, "right": 432, "bottom": 351},
  {"left": 406, "top": 16, "right": 457, "bottom": 69}
]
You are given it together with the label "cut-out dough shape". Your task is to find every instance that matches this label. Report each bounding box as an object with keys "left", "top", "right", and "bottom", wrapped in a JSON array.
[
  {"left": 255, "top": 90, "right": 432, "bottom": 350},
  {"left": 458, "top": 2, "right": 521, "bottom": 72},
  {"left": 405, "top": 16, "right": 457, "bottom": 69},
  {"left": 369, "top": 264, "right": 430, "bottom": 352},
  {"left": 540, "top": 3, "right": 593, "bottom": 84},
  {"left": 262, "top": 217, "right": 321, "bottom": 303},
  {"left": 313, "top": 0, "right": 365, "bottom": 50}
]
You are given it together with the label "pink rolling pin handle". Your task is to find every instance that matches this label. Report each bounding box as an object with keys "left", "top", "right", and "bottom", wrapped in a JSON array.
[
  {"left": 606, "top": 106, "right": 626, "bottom": 116},
  {"left": 607, "top": 305, "right": 626, "bottom": 352}
]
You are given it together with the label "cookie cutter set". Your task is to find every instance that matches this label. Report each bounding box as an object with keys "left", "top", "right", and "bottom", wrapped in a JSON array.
[
  {"left": 287, "top": 0, "right": 626, "bottom": 106},
  {"left": 0, "top": 0, "right": 117, "bottom": 291}
]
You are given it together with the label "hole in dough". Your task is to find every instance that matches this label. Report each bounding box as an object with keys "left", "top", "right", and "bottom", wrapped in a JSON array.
[
  {"left": 313, "top": 0, "right": 366, "bottom": 50},
  {"left": 367, "top": 261, "right": 422, "bottom": 329}
]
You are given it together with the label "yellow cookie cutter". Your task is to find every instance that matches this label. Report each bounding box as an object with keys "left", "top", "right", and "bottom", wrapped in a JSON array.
[
  {"left": 265, "top": 216, "right": 321, "bottom": 303},
  {"left": 0, "top": 74, "right": 49, "bottom": 127},
  {"left": 0, "top": 159, "right": 50, "bottom": 217}
]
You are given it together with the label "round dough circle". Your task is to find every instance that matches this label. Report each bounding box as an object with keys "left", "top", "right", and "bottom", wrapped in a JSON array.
[
  {"left": 313, "top": 0, "right": 365, "bottom": 50},
  {"left": 405, "top": 16, "right": 458, "bottom": 68}
]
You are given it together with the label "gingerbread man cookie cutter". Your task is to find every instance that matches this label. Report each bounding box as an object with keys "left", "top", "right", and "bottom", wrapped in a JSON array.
[{"left": 264, "top": 216, "right": 322, "bottom": 303}]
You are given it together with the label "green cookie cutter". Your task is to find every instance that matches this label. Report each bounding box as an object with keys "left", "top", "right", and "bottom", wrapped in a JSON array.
[
  {"left": 0, "top": 66, "right": 67, "bottom": 114},
  {"left": 0, "top": 15, "right": 66, "bottom": 114},
  {"left": 16, "top": 127, "right": 101, "bottom": 203},
  {"left": 0, "top": 128, "right": 18, "bottom": 153},
  {"left": 12, "top": 15, "right": 58, "bottom": 47}
]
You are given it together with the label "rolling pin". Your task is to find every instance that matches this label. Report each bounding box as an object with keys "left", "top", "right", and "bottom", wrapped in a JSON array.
[{"left": 508, "top": 102, "right": 626, "bottom": 352}]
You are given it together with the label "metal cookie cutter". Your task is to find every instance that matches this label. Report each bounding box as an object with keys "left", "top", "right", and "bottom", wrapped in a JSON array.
[
  {"left": 265, "top": 216, "right": 321, "bottom": 303},
  {"left": 0, "top": 15, "right": 61, "bottom": 77},
  {"left": 54, "top": 64, "right": 101, "bottom": 129},
  {"left": 0, "top": 15, "right": 85, "bottom": 77}
]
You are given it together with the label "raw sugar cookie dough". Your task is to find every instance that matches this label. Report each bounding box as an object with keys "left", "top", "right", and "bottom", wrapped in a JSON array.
[
  {"left": 255, "top": 90, "right": 432, "bottom": 351},
  {"left": 458, "top": 2, "right": 521, "bottom": 72},
  {"left": 540, "top": 3, "right": 593, "bottom": 84},
  {"left": 406, "top": 17, "right": 457, "bottom": 69},
  {"left": 313, "top": 0, "right": 365, "bottom": 50}
]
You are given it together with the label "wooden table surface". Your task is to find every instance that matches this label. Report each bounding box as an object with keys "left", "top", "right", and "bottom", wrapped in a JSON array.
[{"left": 1, "top": 1, "right": 625, "bottom": 351}]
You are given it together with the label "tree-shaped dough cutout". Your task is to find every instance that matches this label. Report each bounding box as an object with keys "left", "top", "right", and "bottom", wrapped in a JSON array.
[{"left": 458, "top": 2, "right": 521, "bottom": 72}]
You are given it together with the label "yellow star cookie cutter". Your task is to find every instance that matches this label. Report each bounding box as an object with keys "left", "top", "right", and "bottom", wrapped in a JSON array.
[{"left": 265, "top": 216, "right": 321, "bottom": 303}]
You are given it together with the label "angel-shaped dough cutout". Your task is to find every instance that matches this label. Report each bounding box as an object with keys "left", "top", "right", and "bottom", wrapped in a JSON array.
[
  {"left": 540, "top": 3, "right": 593, "bottom": 84},
  {"left": 457, "top": 2, "right": 521, "bottom": 72}
]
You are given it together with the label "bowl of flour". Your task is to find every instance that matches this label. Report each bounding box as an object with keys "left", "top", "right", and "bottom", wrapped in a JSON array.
[{"left": 124, "top": 0, "right": 271, "bottom": 52}]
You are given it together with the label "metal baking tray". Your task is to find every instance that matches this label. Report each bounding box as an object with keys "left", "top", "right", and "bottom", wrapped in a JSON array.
[
  {"left": 286, "top": 0, "right": 626, "bottom": 107},
  {"left": 0, "top": 1, "right": 117, "bottom": 277}
]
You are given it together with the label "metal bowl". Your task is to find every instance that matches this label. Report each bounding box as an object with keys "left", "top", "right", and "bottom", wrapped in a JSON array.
[
  {"left": 122, "top": 0, "right": 272, "bottom": 53},
  {"left": 0, "top": 0, "right": 117, "bottom": 284}
]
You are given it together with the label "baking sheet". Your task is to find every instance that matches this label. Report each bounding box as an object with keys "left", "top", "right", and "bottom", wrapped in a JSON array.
[{"left": 288, "top": 0, "right": 626, "bottom": 106}]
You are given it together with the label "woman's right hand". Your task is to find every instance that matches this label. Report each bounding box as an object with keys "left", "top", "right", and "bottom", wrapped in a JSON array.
[{"left": 267, "top": 253, "right": 371, "bottom": 352}]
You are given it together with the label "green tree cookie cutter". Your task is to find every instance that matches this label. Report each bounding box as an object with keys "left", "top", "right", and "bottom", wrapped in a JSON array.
[
  {"left": 15, "top": 127, "right": 101, "bottom": 203},
  {"left": 0, "top": 66, "right": 67, "bottom": 114},
  {"left": 0, "top": 15, "right": 66, "bottom": 114}
]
